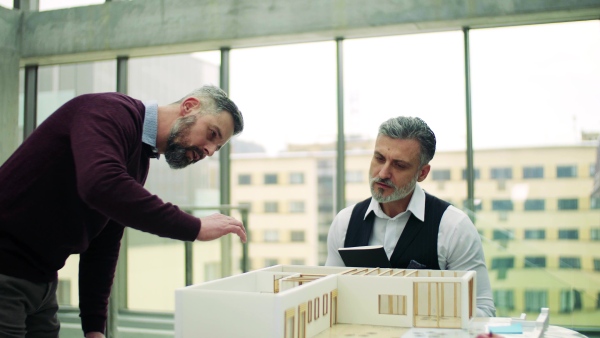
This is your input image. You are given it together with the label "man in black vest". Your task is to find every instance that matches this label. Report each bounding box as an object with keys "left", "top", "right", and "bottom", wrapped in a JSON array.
[{"left": 325, "top": 116, "right": 495, "bottom": 317}]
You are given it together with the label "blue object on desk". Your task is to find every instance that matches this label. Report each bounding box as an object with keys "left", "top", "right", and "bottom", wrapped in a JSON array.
[{"left": 489, "top": 323, "right": 523, "bottom": 334}]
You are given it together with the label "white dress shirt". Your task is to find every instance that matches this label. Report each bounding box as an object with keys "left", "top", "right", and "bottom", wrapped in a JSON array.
[{"left": 325, "top": 184, "right": 496, "bottom": 317}]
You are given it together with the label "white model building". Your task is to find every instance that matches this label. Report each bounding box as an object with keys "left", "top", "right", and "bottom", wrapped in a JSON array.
[{"left": 174, "top": 265, "right": 477, "bottom": 337}]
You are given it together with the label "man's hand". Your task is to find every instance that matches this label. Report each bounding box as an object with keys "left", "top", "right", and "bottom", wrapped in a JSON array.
[
  {"left": 197, "top": 213, "right": 247, "bottom": 243},
  {"left": 85, "top": 332, "right": 105, "bottom": 338}
]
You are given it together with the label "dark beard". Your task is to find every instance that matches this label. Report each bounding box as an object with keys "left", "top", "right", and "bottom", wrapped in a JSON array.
[{"left": 164, "top": 142, "right": 191, "bottom": 169}]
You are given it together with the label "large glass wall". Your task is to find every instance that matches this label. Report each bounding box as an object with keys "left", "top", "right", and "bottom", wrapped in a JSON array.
[
  {"left": 15, "top": 10, "right": 598, "bottom": 333},
  {"left": 469, "top": 21, "right": 600, "bottom": 328}
]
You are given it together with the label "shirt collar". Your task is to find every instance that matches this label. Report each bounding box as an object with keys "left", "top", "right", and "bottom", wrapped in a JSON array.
[
  {"left": 365, "top": 183, "right": 426, "bottom": 221},
  {"left": 142, "top": 101, "right": 159, "bottom": 158}
]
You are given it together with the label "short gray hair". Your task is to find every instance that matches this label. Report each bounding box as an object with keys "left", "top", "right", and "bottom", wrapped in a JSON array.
[
  {"left": 378, "top": 116, "right": 436, "bottom": 166},
  {"left": 176, "top": 85, "right": 244, "bottom": 135}
]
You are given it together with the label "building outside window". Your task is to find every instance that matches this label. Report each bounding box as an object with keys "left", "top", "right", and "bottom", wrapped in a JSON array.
[
  {"left": 290, "top": 258, "right": 305, "bottom": 265},
  {"left": 493, "top": 289, "right": 515, "bottom": 312},
  {"left": 264, "top": 201, "right": 279, "bottom": 213},
  {"left": 558, "top": 198, "right": 578, "bottom": 210},
  {"left": 558, "top": 229, "right": 578, "bottom": 240},
  {"left": 524, "top": 256, "right": 546, "bottom": 268},
  {"left": 559, "top": 257, "right": 581, "bottom": 269},
  {"left": 462, "top": 168, "right": 480, "bottom": 180},
  {"left": 493, "top": 229, "right": 514, "bottom": 240},
  {"left": 263, "top": 230, "right": 279, "bottom": 243},
  {"left": 289, "top": 201, "right": 305, "bottom": 213},
  {"left": 264, "top": 258, "right": 279, "bottom": 267},
  {"left": 560, "top": 289, "right": 582, "bottom": 313},
  {"left": 345, "top": 170, "right": 364, "bottom": 183},
  {"left": 238, "top": 174, "right": 251, "bottom": 185},
  {"left": 463, "top": 199, "right": 483, "bottom": 211},
  {"left": 491, "top": 257, "right": 514, "bottom": 269},
  {"left": 289, "top": 172, "right": 304, "bottom": 184},
  {"left": 557, "top": 165, "right": 577, "bottom": 178},
  {"left": 524, "top": 199, "right": 545, "bottom": 211},
  {"left": 491, "top": 167, "right": 513, "bottom": 180},
  {"left": 492, "top": 200, "right": 514, "bottom": 211},
  {"left": 431, "top": 169, "right": 451, "bottom": 181},
  {"left": 591, "top": 197, "right": 600, "bottom": 210},
  {"left": 524, "top": 229, "right": 546, "bottom": 240},
  {"left": 594, "top": 259, "right": 600, "bottom": 272},
  {"left": 264, "top": 173, "right": 278, "bottom": 185},
  {"left": 523, "top": 166, "right": 544, "bottom": 179},
  {"left": 290, "top": 231, "right": 305, "bottom": 242},
  {"left": 524, "top": 290, "right": 548, "bottom": 312},
  {"left": 591, "top": 228, "right": 600, "bottom": 241}
]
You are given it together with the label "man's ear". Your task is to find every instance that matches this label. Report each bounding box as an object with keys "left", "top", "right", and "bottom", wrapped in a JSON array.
[
  {"left": 417, "top": 164, "right": 431, "bottom": 182},
  {"left": 180, "top": 97, "right": 201, "bottom": 116}
]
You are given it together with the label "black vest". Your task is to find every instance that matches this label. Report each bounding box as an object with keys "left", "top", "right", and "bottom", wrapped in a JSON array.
[{"left": 343, "top": 193, "right": 450, "bottom": 270}]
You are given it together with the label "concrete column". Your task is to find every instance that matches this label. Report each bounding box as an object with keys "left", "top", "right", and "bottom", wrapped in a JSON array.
[{"left": 0, "top": 8, "right": 21, "bottom": 164}]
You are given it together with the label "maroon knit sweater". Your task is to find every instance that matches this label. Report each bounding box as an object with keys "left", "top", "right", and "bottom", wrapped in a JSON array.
[{"left": 0, "top": 93, "right": 200, "bottom": 334}]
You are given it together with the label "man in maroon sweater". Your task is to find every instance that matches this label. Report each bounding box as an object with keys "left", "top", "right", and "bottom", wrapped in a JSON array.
[{"left": 0, "top": 85, "right": 246, "bottom": 338}]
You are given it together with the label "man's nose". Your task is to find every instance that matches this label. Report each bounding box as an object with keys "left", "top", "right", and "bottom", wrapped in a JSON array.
[
  {"left": 205, "top": 144, "right": 218, "bottom": 157},
  {"left": 378, "top": 163, "right": 392, "bottom": 178}
]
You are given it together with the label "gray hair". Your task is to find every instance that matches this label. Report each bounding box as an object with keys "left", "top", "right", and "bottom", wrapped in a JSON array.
[
  {"left": 378, "top": 116, "right": 436, "bottom": 166},
  {"left": 176, "top": 85, "right": 244, "bottom": 135}
]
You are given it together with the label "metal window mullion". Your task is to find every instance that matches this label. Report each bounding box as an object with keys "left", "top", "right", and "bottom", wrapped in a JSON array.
[
  {"left": 23, "top": 65, "right": 38, "bottom": 140},
  {"left": 463, "top": 27, "right": 475, "bottom": 223},
  {"left": 219, "top": 47, "right": 233, "bottom": 278},
  {"left": 335, "top": 37, "right": 346, "bottom": 213}
]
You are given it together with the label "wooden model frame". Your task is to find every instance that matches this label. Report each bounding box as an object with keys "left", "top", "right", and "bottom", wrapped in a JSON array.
[{"left": 174, "top": 265, "right": 477, "bottom": 338}]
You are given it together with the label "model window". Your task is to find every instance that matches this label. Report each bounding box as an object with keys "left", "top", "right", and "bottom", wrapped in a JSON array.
[{"left": 378, "top": 295, "right": 407, "bottom": 315}]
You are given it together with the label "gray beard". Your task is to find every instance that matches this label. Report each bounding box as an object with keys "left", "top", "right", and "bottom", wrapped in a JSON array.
[
  {"left": 370, "top": 173, "right": 418, "bottom": 203},
  {"left": 164, "top": 114, "right": 197, "bottom": 169}
]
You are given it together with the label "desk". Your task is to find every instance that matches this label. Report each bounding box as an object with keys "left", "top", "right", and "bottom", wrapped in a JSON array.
[{"left": 314, "top": 322, "right": 587, "bottom": 338}]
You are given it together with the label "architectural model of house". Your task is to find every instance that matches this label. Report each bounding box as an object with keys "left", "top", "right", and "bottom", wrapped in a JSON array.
[{"left": 174, "top": 265, "right": 478, "bottom": 337}]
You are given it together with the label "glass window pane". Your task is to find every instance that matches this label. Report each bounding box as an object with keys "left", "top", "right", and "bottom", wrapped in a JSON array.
[
  {"left": 471, "top": 21, "right": 600, "bottom": 327},
  {"left": 230, "top": 42, "right": 336, "bottom": 266},
  {"left": 342, "top": 31, "right": 468, "bottom": 262}
]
